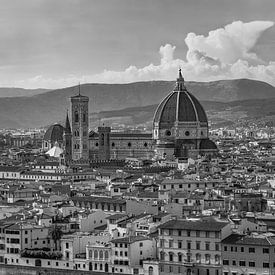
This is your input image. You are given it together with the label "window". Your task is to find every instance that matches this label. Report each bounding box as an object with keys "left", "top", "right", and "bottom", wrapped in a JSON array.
[
  {"left": 169, "top": 240, "right": 173, "bottom": 248},
  {"left": 178, "top": 230, "right": 182, "bottom": 236},
  {"left": 205, "top": 242, "right": 210, "bottom": 250},
  {"left": 196, "top": 253, "right": 201, "bottom": 263},
  {"left": 205, "top": 231, "right": 210, "bottom": 238},
  {"left": 139, "top": 242, "right": 143, "bottom": 247},
  {"left": 239, "top": 261, "right": 246, "bottom": 266},
  {"left": 165, "top": 130, "right": 171, "bottom": 136},
  {"left": 178, "top": 253, "right": 182, "bottom": 262},
  {"left": 169, "top": 253, "right": 173, "bottom": 262},
  {"left": 187, "top": 230, "right": 191, "bottom": 237},
  {"left": 249, "top": 247, "right": 255, "bottom": 253},
  {"left": 223, "top": 246, "right": 227, "bottom": 251},
  {"left": 249, "top": 262, "right": 255, "bottom": 267},
  {"left": 223, "top": 260, "right": 229, "bottom": 265},
  {"left": 205, "top": 254, "right": 210, "bottom": 264},
  {"left": 196, "top": 231, "right": 200, "bottom": 237},
  {"left": 187, "top": 242, "right": 191, "bottom": 249},
  {"left": 263, "top": 262, "right": 269, "bottom": 268},
  {"left": 178, "top": 241, "right": 182, "bottom": 249},
  {"left": 196, "top": 242, "right": 200, "bottom": 250},
  {"left": 74, "top": 111, "right": 79, "bottom": 123},
  {"left": 83, "top": 113, "right": 86, "bottom": 122},
  {"left": 215, "top": 243, "right": 219, "bottom": 251},
  {"left": 160, "top": 239, "right": 164, "bottom": 248},
  {"left": 263, "top": 248, "right": 269, "bottom": 254},
  {"left": 66, "top": 243, "right": 69, "bottom": 249},
  {"left": 232, "top": 260, "right": 236, "bottom": 266}
]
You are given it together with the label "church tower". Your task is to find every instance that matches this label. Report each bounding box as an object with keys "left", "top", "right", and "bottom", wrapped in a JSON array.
[
  {"left": 63, "top": 111, "right": 72, "bottom": 164},
  {"left": 71, "top": 86, "right": 89, "bottom": 161}
]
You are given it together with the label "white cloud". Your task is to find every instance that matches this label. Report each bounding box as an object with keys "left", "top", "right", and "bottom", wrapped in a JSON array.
[{"left": 6, "top": 20, "right": 275, "bottom": 89}]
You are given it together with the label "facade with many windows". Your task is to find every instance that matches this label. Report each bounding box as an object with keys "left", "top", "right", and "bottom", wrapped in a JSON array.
[
  {"left": 221, "top": 233, "right": 275, "bottom": 275},
  {"left": 158, "top": 217, "right": 232, "bottom": 275}
]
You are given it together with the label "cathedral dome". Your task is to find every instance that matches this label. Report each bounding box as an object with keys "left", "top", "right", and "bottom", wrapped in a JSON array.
[
  {"left": 44, "top": 123, "right": 64, "bottom": 142},
  {"left": 153, "top": 70, "right": 207, "bottom": 129}
]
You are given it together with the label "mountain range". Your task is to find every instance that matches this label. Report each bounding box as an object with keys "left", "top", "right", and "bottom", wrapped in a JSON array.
[{"left": 0, "top": 78, "right": 275, "bottom": 129}]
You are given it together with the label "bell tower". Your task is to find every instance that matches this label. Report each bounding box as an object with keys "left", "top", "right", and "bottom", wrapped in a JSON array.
[{"left": 70, "top": 85, "right": 89, "bottom": 161}]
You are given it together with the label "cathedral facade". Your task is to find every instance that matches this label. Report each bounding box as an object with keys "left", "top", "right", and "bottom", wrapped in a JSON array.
[{"left": 43, "top": 71, "right": 218, "bottom": 164}]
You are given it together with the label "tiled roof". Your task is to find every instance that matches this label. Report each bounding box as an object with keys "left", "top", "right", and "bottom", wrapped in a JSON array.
[
  {"left": 159, "top": 217, "right": 229, "bottom": 231},
  {"left": 222, "top": 233, "right": 275, "bottom": 246},
  {"left": 111, "top": 235, "right": 150, "bottom": 244}
]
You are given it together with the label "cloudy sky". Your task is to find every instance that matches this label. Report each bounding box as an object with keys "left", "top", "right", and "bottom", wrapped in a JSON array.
[{"left": 1, "top": 0, "right": 275, "bottom": 89}]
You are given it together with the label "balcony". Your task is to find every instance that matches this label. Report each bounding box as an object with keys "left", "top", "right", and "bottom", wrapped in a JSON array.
[{"left": 183, "top": 260, "right": 196, "bottom": 267}]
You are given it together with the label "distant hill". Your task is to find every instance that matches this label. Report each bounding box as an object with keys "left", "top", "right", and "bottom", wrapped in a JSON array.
[
  {"left": 0, "top": 78, "right": 274, "bottom": 128},
  {"left": 0, "top": 88, "right": 49, "bottom": 98},
  {"left": 91, "top": 98, "right": 275, "bottom": 129}
]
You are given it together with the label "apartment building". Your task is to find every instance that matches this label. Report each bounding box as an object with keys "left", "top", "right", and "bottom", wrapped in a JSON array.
[
  {"left": 221, "top": 233, "right": 275, "bottom": 275},
  {"left": 110, "top": 236, "right": 157, "bottom": 274},
  {"left": 158, "top": 217, "right": 232, "bottom": 275}
]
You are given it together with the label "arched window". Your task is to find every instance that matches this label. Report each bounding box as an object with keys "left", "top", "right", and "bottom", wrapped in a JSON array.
[
  {"left": 196, "top": 253, "right": 201, "bottom": 263},
  {"left": 89, "top": 250, "right": 93, "bottom": 258},
  {"left": 99, "top": 250, "right": 103, "bottom": 259},
  {"left": 94, "top": 250, "right": 98, "bottom": 259},
  {"left": 215, "top": 255, "right": 220, "bottom": 264},
  {"left": 104, "top": 251, "right": 109, "bottom": 260},
  {"left": 205, "top": 254, "right": 210, "bottom": 264},
  {"left": 148, "top": 266, "right": 153, "bottom": 275},
  {"left": 75, "top": 111, "right": 79, "bottom": 123}
]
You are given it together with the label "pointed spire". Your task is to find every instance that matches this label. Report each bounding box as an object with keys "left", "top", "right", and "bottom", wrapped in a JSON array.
[
  {"left": 78, "top": 82, "right": 81, "bottom": 96},
  {"left": 176, "top": 68, "right": 186, "bottom": 91},
  {"left": 64, "top": 110, "right": 71, "bottom": 134}
]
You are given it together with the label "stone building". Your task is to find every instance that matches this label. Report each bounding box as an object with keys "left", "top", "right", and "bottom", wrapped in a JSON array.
[{"left": 88, "top": 70, "right": 218, "bottom": 161}]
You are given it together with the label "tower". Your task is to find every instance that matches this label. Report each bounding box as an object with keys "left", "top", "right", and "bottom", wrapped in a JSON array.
[
  {"left": 63, "top": 111, "right": 72, "bottom": 164},
  {"left": 98, "top": 126, "right": 111, "bottom": 160},
  {"left": 71, "top": 86, "right": 89, "bottom": 161}
]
